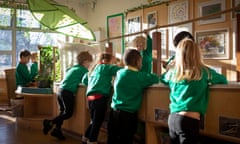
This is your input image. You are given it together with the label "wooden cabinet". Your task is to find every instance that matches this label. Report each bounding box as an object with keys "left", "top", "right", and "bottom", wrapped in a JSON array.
[
  {"left": 23, "top": 93, "right": 55, "bottom": 118},
  {"left": 15, "top": 92, "right": 57, "bottom": 130},
  {"left": 0, "top": 78, "right": 8, "bottom": 104},
  {"left": 144, "top": 83, "right": 240, "bottom": 144}
]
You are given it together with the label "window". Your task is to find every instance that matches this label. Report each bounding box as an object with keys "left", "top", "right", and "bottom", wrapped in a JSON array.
[
  {"left": 0, "top": 7, "right": 12, "bottom": 26},
  {"left": 16, "top": 9, "right": 40, "bottom": 28},
  {"left": 0, "top": 5, "right": 67, "bottom": 77},
  {"left": 16, "top": 31, "right": 65, "bottom": 63},
  {"left": 0, "top": 30, "right": 12, "bottom": 51}
]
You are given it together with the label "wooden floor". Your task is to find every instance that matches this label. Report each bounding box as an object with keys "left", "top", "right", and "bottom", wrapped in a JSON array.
[
  {"left": 0, "top": 103, "right": 239, "bottom": 144},
  {"left": 0, "top": 104, "right": 82, "bottom": 144}
]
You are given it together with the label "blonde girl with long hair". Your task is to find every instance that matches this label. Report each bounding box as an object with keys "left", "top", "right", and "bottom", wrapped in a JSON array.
[{"left": 160, "top": 38, "right": 227, "bottom": 144}]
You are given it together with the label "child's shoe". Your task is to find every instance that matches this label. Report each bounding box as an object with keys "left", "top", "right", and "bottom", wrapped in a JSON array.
[
  {"left": 82, "top": 136, "right": 89, "bottom": 144},
  {"left": 87, "top": 141, "right": 98, "bottom": 144},
  {"left": 42, "top": 119, "right": 53, "bottom": 135},
  {"left": 50, "top": 128, "right": 66, "bottom": 140}
]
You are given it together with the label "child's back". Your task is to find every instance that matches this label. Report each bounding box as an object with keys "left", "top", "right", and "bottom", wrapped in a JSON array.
[{"left": 108, "top": 49, "right": 159, "bottom": 144}]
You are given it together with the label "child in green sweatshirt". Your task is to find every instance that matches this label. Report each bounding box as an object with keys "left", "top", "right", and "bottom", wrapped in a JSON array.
[
  {"left": 43, "top": 51, "right": 93, "bottom": 140},
  {"left": 132, "top": 31, "right": 152, "bottom": 73},
  {"left": 107, "top": 49, "right": 159, "bottom": 144},
  {"left": 81, "top": 53, "right": 121, "bottom": 144},
  {"left": 16, "top": 49, "right": 34, "bottom": 87},
  {"left": 160, "top": 38, "right": 227, "bottom": 144},
  {"left": 30, "top": 52, "right": 38, "bottom": 82}
]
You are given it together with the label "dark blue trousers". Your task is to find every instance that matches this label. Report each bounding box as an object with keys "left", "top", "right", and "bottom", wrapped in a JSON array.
[
  {"left": 52, "top": 89, "right": 75, "bottom": 129},
  {"left": 84, "top": 97, "right": 108, "bottom": 142},
  {"left": 107, "top": 109, "right": 138, "bottom": 144}
]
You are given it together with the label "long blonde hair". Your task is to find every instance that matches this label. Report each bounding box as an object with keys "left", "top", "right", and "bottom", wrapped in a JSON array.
[{"left": 174, "top": 38, "right": 207, "bottom": 81}]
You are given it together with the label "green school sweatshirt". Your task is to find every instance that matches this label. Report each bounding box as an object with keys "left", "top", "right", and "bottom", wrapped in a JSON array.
[
  {"left": 160, "top": 68, "right": 228, "bottom": 115},
  {"left": 82, "top": 64, "right": 121, "bottom": 97},
  {"left": 30, "top": 62, "right": 38, "bottom": 80},
  {"left": 16, "top": 63, "right": 33, "bottom": 87},
  {"left": 140, "top": 35, "right": 152, "bottom": 73},
  {"left": 60, "top": 64, "right": 88, "bottom": 94},
  {"left": 111, "top": 68, "right": 159, "bottom": 113}
]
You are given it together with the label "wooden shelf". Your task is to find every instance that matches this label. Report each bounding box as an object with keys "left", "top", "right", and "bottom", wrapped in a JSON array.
[{"left": 15, "top": 92, "right": 57, "bottom": 130}]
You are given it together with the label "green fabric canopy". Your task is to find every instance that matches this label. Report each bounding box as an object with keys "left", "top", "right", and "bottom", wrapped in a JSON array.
[{"left": 27, "top": 0, "right": 96, "bottom": 41}]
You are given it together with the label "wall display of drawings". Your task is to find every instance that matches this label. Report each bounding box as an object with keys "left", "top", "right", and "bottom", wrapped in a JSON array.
[
  {"left": 196, "top": 29, "right": 229, "bottom": 59},
  {"left": 147, "top": 11, "right": 157, "bottom": 28},
  {"left": 127, "top": 16, "right": 141, "bottom": 42},
  {"left": 154, "top": 108, "right": 169, "bottom": 122},
  {"left": 232, "top": 0, "right": 240, "bottom": 18},
  {"left": 168, "top": 0, "right": 188, "bottom": 24},
  {"left": 107, "top": 13, "right": 124, "bottom": 56},
  {"left": 198, "top": 0, "right": 226, "bottom": 25},
  {"left": 219, "top": 116, "right": 240, "bottom": 138}
]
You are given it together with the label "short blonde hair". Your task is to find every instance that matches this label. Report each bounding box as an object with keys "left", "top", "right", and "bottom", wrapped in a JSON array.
[{"left": 132, "top": 35, "right": 147, "bottom": 49}]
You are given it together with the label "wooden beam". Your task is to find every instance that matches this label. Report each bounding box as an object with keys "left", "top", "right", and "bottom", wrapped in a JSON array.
[
  {"left": 237, "top": 14, "right": 240, "bottom": 82},
  {"left": 152, "top": 31, "right": 161, "bottom": 75}
]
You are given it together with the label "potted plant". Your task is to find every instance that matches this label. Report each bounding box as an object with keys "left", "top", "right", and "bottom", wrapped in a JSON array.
[{"left": 36, "top": 45, "right": 60, "bottom": 88}]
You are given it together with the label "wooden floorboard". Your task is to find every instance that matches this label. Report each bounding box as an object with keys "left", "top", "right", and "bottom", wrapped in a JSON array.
[{"left": 0, "top": 104, "right": 82, "bottom": 144}]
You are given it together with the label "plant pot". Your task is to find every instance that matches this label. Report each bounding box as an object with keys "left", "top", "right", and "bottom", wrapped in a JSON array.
[{"left": 38, "top": 80, "right": 51, "bottom": 88}]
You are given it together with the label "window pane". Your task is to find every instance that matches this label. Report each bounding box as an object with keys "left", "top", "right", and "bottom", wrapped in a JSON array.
[
  {"left": 16, "top": 31, "right": 66, "bottom": 64},
  {"left": 0, "top": 30, "right": 12, "bottom": 50},
  {"left": 0, "top": 7, "right": 12, "bottom": 26},
  {"left": 0, "top": 54, "right": 12, "bottom": 67},
  {"left": 16, "top": 9, "right": 40, "bottom": 28}
]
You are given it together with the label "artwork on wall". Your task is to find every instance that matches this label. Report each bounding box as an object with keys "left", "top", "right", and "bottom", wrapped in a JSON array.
[
  {"left": 168, "top": 0, "right": 188, "bottom": 24},
  {"left": 219, "top": 116, "right": 240, "bottom": 139},
  {"left": 232, "top": 0, "right": 240, "bottom": 18},
  {"left": 107, "top": 13, "right": 124, "bottom": 56},
  {"left": 127, "top": 16, "right": 141, "bottom": 42},
  {"left": 198, "top": 0, "right": 225, "bottom": 25},
  {"left": 154, "top": 108, "right": 169, "bottom": 122},
  {"left": 147, "top": 11, "right": 157, "bottom": 28},
  {"left": 196, "top": 29, "right": 229, "bottom": 59}
]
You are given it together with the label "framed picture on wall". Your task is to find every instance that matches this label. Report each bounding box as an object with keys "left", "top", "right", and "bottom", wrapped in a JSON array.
[
  {"left": 232, "top": 0, "right": 240, "bottom": 18},
  {"left": 107, "top": 13, "right": 124, "bottom": 56},
  {"left": 196, "top": 29, "right": 229, "bottom": 59},
  {"left": 198, "top": 0, "right": 225, "bottom": 25},
  {"left": 147, "top": 11, "right": 157, "bottom": 28},
  {"left": 168, "top": 0, "right": 188, "bottom": 24},
  {"left": 127, "top": 16, "right": 141, "bottom": 42}
]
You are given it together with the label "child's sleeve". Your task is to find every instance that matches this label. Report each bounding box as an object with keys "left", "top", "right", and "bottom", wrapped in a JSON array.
[
  {"left": 159, "top": 72, "right": 170, "bottom": 86},
  {"left": 208, "top": 68, "right": 228, "bottom": 85},
  {"left": 140, "top": 72, "right": 159, "bottom": 87},
  {"left": 144, "top": 35, "right": 152, "bottom": 56},
  {"left": 81, "top": 73, "right": 88, "bottom": 86}
]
